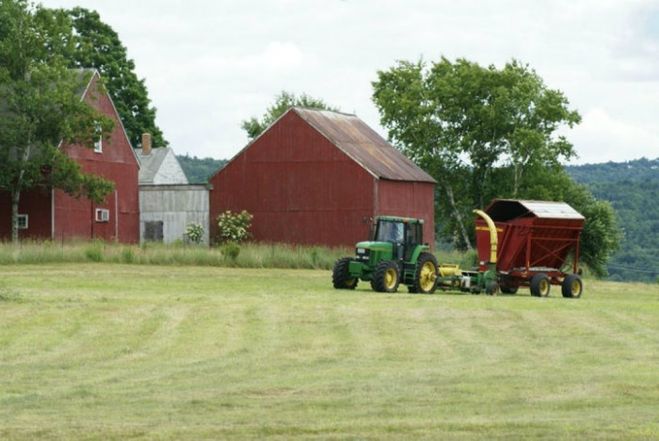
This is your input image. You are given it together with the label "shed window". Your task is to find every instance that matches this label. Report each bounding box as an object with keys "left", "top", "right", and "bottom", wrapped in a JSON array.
[
  {"left": 95, "top": 208, "right": 110, "bottom": 223},
  {"left": 17, "top": 214, "right": 28, "bottom": 230},
  {"left": 144, "top": 221, "right": 164, "bottom": 242}
]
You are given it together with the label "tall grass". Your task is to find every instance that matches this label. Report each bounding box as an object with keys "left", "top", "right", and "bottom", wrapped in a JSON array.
[
  {"left": 0, "top": 240, "right": 474, "bottom": 271},
  {"left": 0, "top": 240, "right": 357, "bottom": 270}
]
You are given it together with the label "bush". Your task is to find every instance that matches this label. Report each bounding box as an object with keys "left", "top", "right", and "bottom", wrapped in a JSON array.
[
  {"left": 216, "top": 210, "right": 253, "bottom": 243},
  {"left": 220, "top": 242, "right": 241, "bottom": 261},
  {"left": 184, "top": 223, "right": 205, "bottom": 244}
]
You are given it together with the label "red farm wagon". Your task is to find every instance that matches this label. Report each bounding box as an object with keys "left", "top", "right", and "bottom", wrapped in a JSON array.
[{"left": 474, "top": 199, "right": 585, "bottom": 298}]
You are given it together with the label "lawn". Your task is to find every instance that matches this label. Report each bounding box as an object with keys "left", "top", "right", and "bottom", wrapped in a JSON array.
[{"left": 0, "top": 264, "right": 657, "bottom": 440}]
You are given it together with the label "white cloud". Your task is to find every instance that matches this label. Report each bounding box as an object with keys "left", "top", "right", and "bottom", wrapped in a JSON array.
[{"left": 37, "top": 0, "right": 659, "bottom": 163}]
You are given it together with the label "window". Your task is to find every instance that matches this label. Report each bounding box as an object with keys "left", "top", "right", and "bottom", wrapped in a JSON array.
[
  {"left": 375, "top": 220, "right": 404, "bottom": 243},
  {"left": 17, "top": 214, "right": 28, "bottom": 230},
  {"left": 94, "top": 122, "right": 103, "bottom": 153},
  {"left": 144, "top": 221, "right": 164, "bottom": 242},
  {"left": 95, "top": 208, "right": 110, "bottom": 223}
]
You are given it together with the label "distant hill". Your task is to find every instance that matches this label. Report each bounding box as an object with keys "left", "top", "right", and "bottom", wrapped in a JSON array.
[
  {"left": 177, "top": 154, "right": 227, "bottom": 184},
  {"left": 567, "top": 157, "right": 659, "bottom": 282}
]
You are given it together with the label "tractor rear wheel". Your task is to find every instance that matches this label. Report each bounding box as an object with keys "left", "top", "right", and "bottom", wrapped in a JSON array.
[
  {"left": 530, "top": 273, "right": 551, "bottom": 297},
  {"left": 372, "top": 261, "right": 400, "bottom": 293},
  {"left": 411, "top": 252, "right": 438, "bottom": 294},
  {"left": 561, "top": 274, "right": 583, "bottom": 298},
  {"left": 332, "top": 258, "right": 358, "bottom": 290}
]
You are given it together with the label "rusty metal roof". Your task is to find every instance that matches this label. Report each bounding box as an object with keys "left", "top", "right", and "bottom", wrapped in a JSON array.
[{"left": 293, "top": 108, "right": 436, "bottom": 183}]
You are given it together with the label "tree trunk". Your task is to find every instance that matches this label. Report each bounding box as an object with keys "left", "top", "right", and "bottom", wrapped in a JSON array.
[
  {"left": 10, "top": 189, "right": 20, "bottom": 244},
  {"left": 445, "top": 184, "right": 473, "bottom": 251}
]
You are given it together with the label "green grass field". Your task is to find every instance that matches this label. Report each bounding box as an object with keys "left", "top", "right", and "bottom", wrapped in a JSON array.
[{"left": 1, "top": 264, "right": 657, "bottom": 440}]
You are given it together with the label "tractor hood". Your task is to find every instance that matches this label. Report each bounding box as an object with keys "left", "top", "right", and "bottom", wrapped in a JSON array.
[{"left": 355, "top": 241, "right": 392, "bottom": 252}]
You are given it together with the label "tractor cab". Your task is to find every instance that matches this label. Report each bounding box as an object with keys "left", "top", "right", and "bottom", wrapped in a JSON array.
[
  {"left": 371, "top": 216, "right": 423, "bottom": 261},
  {"left": 333, "top": 216, "right": 439, "bottom": 294}
]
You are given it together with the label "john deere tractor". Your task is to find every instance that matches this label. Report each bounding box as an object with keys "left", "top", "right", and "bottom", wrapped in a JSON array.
[{"left": 332, "top": 216, "right": 439, "bottom": 294}]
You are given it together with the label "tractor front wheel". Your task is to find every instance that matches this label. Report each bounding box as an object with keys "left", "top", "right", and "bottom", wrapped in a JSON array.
[
  {"left": 332, "top": 258, "right": 358, "bottom": 290},
  {"left": 372, "top": 261, "right": 400, "bottom": 293},
  {"left": 561, "top": 274, "right": 583, "bottom": 298},
  {"left": 411, "top": 252, "right": 438, "bottom": 294},
  {"left": 530, "top": 273, "right": 551, "bottom": 297}
]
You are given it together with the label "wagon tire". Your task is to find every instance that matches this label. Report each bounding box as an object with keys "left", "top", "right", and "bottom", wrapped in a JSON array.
[
  {"left": 372, "top": 261, "right": 400, "bottom": 293},
  {"left": 485, "top": 280, "right": 499, "bottom": 295},
  {"left": 530, "top": 273, "right": 551, "bottom": 297},
  {"left": 411, "top": 252, "right": 438, "bottom": 294},
  {"left": 500, "top": 285, "right": 518, "bottom": 294},
  {"left": 332, "top": 258, "right": 358, "bottom": 290},
  {"left": 562, "top": 274, "right": 583, "bottom": 298}
]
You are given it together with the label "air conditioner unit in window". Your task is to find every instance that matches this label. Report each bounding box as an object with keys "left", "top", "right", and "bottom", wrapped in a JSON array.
[{"left": 95, "top": 208, "right": 110, "bottom": 222}]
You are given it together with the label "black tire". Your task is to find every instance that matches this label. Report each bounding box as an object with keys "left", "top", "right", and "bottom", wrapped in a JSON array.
[
  {"left": 485, "top": 280, "right": 499, "bottom": 295},
  {"left": 372, "top": 261, "right": 400, "bottom": 293},
  {"left": 562, "top": 274, "right": 583, "bottom": 298},
  {"left": 500, "top": 285, "right": 518, "bottom": 294},
  {"left": 332, "top": 257, "right": 358, "bottom": 290},
  {"left": 530, "top": 273, "right": 551, "bottom": 297},
  {"left": 411, "top": 252, "right": 438, "bottom": 294}
]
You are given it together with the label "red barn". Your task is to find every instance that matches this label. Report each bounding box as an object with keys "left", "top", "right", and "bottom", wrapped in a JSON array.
[
  {"left": 0, "top": 70, "right": 139, "bottom": 243},
  {"left": 209, "top": 107, "right": 436, "bottom": 247}
]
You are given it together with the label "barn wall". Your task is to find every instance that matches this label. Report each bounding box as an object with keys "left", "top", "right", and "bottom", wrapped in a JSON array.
[
  {"left": 376, "top": 180, "right": 436, "bottom": 247},
  {"left": 210, "top": 111, "right": 375, "bottom": 247},
  {"left": 139, "top": 185, "right": 209, "bottom": 244},
  {"left": 0, "top": 189, "right": 52, "bottom": 240},
  {"left": 54, "top": 73, "right": 139, "bottom": 243}
]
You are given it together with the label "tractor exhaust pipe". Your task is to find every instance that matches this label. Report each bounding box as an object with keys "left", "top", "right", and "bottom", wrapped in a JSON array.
[{"left": 474, "top": 209, "right": 497, "bottom": 264}]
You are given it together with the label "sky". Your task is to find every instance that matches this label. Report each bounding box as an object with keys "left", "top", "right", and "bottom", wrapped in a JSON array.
[{"left": 40, "top": 0, "right": 659, "bottom": 164}]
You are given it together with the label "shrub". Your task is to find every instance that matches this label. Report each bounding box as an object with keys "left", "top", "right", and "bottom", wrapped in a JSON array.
[
  {"left": 217, "top": 210, "right": 253, "bottom": 243},
  {"left": 184, "top": 223, "right": 205, "bottom": 244},
  {"left": 220, "top": 242, "right": 241, "bottom": 261},
  {"left": 120, "top": 248, "right": 135, "bottom": 264}
]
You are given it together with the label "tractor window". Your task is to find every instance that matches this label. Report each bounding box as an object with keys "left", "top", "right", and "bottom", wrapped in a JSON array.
[
  {"left": 375, "top": 220, "right": 404, "bottom": 243},
  {"left": 405, "top": 223, "right": 422, "bottom": 245}
]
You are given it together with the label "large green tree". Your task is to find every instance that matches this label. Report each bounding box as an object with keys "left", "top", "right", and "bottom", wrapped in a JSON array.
[
  {"left": 242, "top": 91, "right": 338, "bottom": 140},
  {"left": 51, "top": 7, "right": 167, "bottom": 148},
  {"left": 0, "top": 0, "right": 114, "bottom": 243},
  {"left": 372, "top": 57, "right": 619, "bottom": 274}
]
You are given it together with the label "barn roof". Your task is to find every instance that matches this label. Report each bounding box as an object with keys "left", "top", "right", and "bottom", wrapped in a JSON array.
[{"left": 293, "top": 108, "right": 436, "bottom": 183}]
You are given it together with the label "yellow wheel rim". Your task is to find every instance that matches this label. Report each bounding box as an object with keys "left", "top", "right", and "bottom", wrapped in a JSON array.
[
  {"left": 384, "top": 268, "right": 397, "bottom": 290},
  {"left": 571, "top": 279, "right": 581, "bottom": 296},
  {"left": 540, "top": 279, "right": 550, "bottom": 296},
  {"left": 419, "top": 261, "right": 436, "bottom": 292}
]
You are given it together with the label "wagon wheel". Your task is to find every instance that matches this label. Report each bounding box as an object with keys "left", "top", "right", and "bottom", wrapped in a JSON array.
[
  {"left": 530, "top": 273, "right": 551, "bottom": 297},
  {"left": 561, "top": 274, "right": 583, "bottom": 298}
]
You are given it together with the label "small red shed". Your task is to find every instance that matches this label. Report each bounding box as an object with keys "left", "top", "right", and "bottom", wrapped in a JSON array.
[
  {"left": 209, "top": 107, "right": 436, "bottom": 247},
  {"left": 0, "top": 70, "right": 140, "bottom": 243}
]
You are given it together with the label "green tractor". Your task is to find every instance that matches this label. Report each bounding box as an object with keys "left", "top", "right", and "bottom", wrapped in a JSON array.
[{"left": 332, "top": 216, "right": 439, "bottom": 294}]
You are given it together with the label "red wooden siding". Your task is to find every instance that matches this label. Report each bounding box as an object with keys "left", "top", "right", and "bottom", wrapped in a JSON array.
[
  {"left": 377, "top": 180, "right": 435, "bottom": 246},
  {"left": 0, "top": 189, "right": 52, "bottom": 240}
]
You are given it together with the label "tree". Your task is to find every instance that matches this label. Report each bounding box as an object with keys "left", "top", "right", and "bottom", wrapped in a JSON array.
[
  {"left": 0, "top": 0, "right": 114, "bottom": 243},
  {"left": 373, "top": 57, "right": 581, "bottom": 249},
  {"left": 242, "top": 91, "right": 338, "bottom": 140},
  {"left": 60, "top": 7, "right": 167, "bottom": 148}
]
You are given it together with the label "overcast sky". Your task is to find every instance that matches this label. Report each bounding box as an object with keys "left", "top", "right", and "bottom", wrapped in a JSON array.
[{"left": 40, "top": 0, "right": 659, "bottom": 164}]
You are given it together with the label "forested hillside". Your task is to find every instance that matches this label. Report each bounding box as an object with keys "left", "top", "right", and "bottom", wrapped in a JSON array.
[
  {"left": 177, "top": 154, "right": 227, "bottom": 184},
  {"left": 567, "top": 157, "right": 659, "bottom": 282}
]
